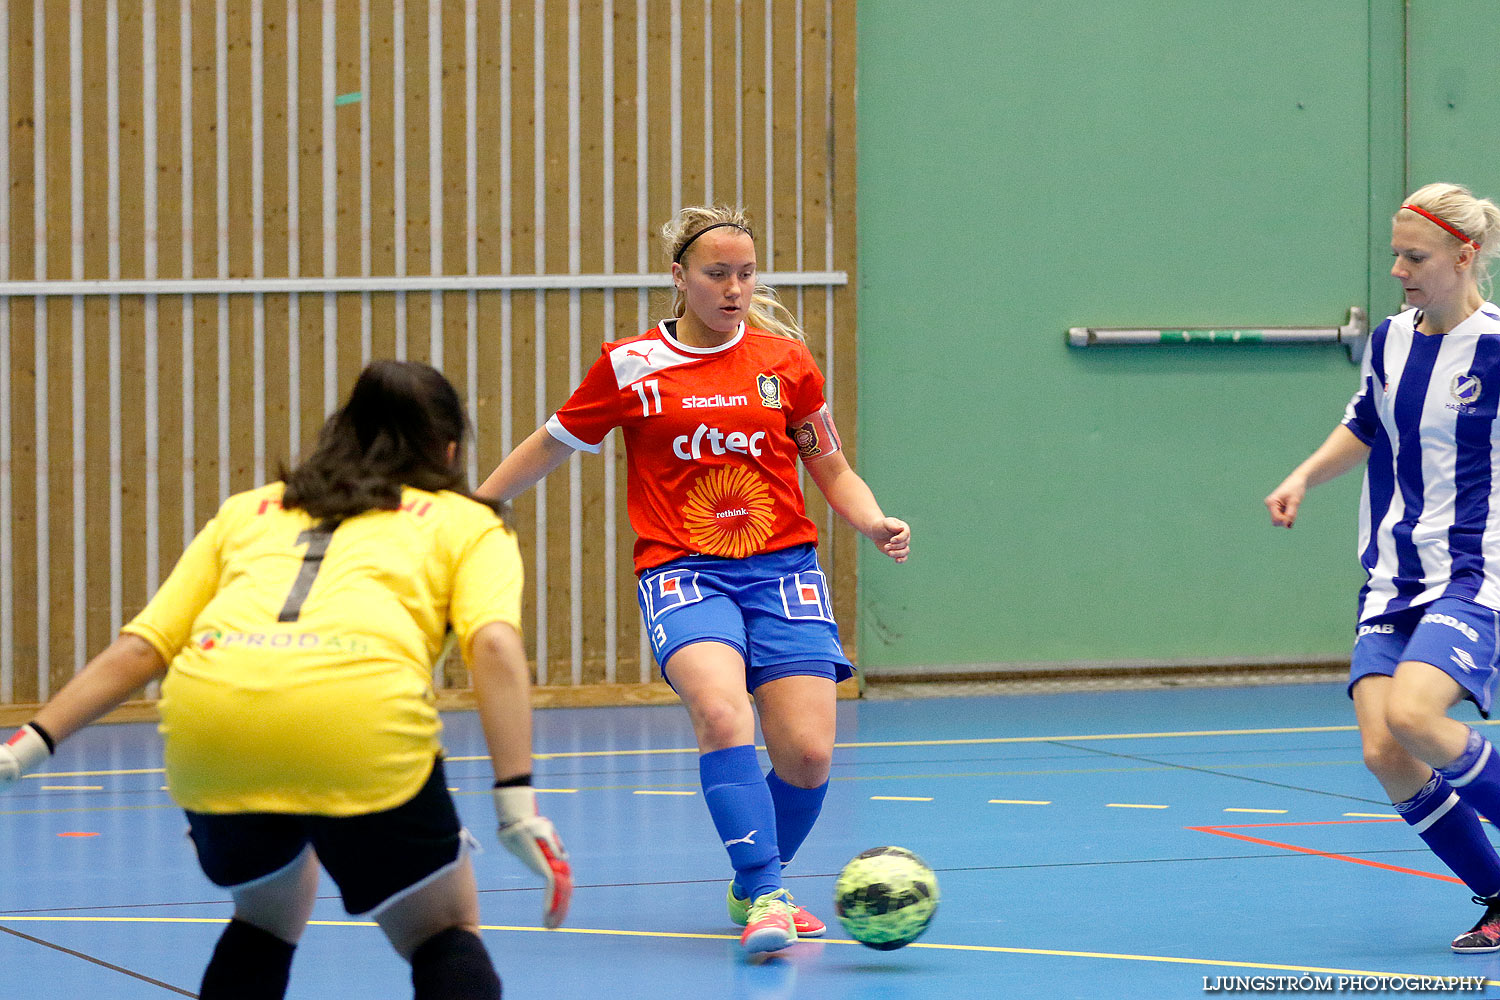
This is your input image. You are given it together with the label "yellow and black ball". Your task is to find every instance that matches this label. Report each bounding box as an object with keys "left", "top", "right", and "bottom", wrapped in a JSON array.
[{"left": 833, "top": 846, "right": 939, "bottom": 950}]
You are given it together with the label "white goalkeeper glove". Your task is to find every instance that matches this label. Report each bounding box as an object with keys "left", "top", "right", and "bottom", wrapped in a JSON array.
[
  {"left": 0, "top": 724, "right": 53, "bottom": 789},
  {"left": 493, "top": 782, "right": 573, "bottom": 929}
]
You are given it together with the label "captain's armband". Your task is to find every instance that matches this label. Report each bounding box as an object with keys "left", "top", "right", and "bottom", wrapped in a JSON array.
[{"left": 791, "top": 404, "right": 842, "bottom": 460}]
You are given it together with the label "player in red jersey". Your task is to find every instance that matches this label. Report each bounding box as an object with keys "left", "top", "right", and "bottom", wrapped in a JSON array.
[{"left": 479, "top": 205, "right": 909, "bottom": 953}]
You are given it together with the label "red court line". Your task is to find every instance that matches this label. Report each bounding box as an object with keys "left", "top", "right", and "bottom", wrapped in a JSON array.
[{"left": 1187, "top": 819, "right": 1463, "bottom": 886}]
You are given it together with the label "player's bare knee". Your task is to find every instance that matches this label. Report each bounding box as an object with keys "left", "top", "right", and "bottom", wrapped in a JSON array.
[
  {"left": 691, "top": 696, "right": 750, "bottom": 747},
  {"left": 782, "top": 745, "right": 831, "bottom": 785},
  {"left": 1360, "top": 738, "right": 1402, "bottom": 780},
  {"left": 1384, "top": 695, "right": 1444, "bottom": 753},
  {"left": 1360, "top": 730, "right": 1418, "bottom": 783}
]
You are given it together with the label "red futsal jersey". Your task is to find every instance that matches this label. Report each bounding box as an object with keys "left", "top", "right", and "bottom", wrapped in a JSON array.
[{"left": 546, "top": 320, "right": 829, "bottom": 573}]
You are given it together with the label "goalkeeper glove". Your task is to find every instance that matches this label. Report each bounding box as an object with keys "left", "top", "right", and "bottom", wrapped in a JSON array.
[
  {"left": 493, "top": 780, "right": 573, "bottom": 928},
  {"left": 0, "top": 723, "right": 53, "bottom": 789}
]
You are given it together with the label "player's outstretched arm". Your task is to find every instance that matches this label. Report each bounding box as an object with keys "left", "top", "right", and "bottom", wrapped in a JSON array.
[
  {"left": 805, "top": 451, "right": 910, "bottom": 563},
  {"left": 1, "top": 634, "right": 167, "bottom": 789},
  {"left": 468, "top": 620, "right": 573, "bottom": 929},
  {"left": 476, "top": 427, "right": 575, "bottom": 504},
  {"left": 1265, "top": 424, "right": 1371, "bottom": 529}
]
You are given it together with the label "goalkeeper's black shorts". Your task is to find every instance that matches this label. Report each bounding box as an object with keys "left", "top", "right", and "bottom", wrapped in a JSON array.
[{"left": 185, "top": 755, "right": 471, "bottom": 916}]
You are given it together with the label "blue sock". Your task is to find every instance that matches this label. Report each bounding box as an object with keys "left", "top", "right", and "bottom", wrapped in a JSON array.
[
  {"left": 700, "top": 745, "right": 781, "bottom": 901},
  {"left": 1438, "top": 727, "right": 1500, "bottom": 870},
  {"left": 766, "top": 769, "right": 827, "bottom": 870},
  {"left": 1395, "top": 771, "right": 1500, "bottom": 896}
]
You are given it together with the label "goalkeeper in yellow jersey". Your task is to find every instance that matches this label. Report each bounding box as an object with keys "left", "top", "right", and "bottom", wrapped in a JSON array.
[{"left": 0, "top": 360, "right": 570, "bottom": 1000}]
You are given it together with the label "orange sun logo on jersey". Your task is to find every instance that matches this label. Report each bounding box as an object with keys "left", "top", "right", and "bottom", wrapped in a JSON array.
[{"left": 681, "top": 466, "right": 776, "bottom": 558}]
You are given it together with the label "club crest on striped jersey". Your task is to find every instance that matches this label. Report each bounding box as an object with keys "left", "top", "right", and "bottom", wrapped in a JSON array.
[
  {"left": 1451, "top": 372, "right": 1483, "bottom": 406},
  {"left": 756, "top": 373, "right": 782, "bottom": 409}
]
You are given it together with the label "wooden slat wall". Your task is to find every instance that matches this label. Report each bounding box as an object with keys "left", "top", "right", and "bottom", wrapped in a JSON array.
[{"left": 0, "top": 0, "right": 857, "bottom": 705}]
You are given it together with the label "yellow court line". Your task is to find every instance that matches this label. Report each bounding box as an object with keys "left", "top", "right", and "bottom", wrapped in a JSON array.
[
  {"left": 17, "top": 722, "right": 1394, "bottom": 778},
  {"left": 22, "top": 768, "right": 166, "bottom": 779},
  {"left": 0, "top": 915, "right": 1492, "bottom": 986},
  {"left": 528, "top": 748, "right": 696, "bottom": 761},
  {"left": 525, "top": 725, "right": 1370, "bottom": 761},
  {"left": 632, "top": 789, "right": 696, "bottom": 796},
  {"left": 1224, "top": 808, "right": 1287, "bottom": 815},
  {"left": 17, "top": 719, "right": 1420, "bottom": 779},
  {"left": 535, "top": 788, "right": 578, "bottom": 794},
  {"left": 1344, "top": 812, "right": 1400, "bottom": 819},
  {"left": 989, "top": 799, "right": 1051, "bottom": 805},
  {"left": 1106, "top": 803, "right": 1168, "bottom": 810},
  {"left": 870, "top": 795, "right": 932, "bottom": 802}
]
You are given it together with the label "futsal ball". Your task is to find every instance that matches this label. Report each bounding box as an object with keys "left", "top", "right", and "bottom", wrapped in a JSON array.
[{"left": 833, "top": 846, "right": 939, "bottom": 949}]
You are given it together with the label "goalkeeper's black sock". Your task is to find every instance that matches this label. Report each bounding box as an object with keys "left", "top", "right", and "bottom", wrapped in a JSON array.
[
  {"left": 411, "top": 927, "right": 502, "bottom": 1000},
  {"left": 199, "top": 918, "right": 296, "bottom": 1000}
]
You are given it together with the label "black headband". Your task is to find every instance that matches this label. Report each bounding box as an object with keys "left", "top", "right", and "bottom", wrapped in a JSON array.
[{"left": 673, "top": 221, "right": 754, "bottom": 264}]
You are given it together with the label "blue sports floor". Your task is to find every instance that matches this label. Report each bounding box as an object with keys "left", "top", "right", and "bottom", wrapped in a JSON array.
[{"left": 4, "top": 681, "right": 1500, "bottom": 999}]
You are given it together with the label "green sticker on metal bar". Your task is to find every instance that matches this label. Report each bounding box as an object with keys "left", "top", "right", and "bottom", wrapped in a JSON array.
[
  {"left": 1159, "top": 330, "right": 1263, "bottom": 344},
  {"left": 334, "top": 91, "right": 363, "bottom": 106}
]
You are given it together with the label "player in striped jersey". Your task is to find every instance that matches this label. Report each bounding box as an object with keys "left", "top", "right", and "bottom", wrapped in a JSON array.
[
  {"left": 1267, "top": 183, "right": 1500, "bottom": 953},
  {"left": 479, "top": 205, "right": 910, "bottom": 954},
  {"left": 0, "top": 362, "right": 571, "bottom": 999}
]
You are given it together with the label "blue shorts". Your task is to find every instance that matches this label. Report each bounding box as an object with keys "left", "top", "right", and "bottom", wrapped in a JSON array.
[
  {"left": 1349, "top": 597, "right": 1500, "bottom": 716},
  {"left": 636, "top": 543, "right": 854, "bottom": 693}
]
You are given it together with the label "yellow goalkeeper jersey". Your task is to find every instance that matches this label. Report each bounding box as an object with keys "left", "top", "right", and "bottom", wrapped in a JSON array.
[{"left": 123, "top": 483, "right": 523, "bottom": 816}]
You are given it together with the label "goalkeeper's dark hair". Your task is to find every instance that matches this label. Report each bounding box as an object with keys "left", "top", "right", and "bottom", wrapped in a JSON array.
[{"left": 280, "top": 360, "right": 507, "bottom": 523}]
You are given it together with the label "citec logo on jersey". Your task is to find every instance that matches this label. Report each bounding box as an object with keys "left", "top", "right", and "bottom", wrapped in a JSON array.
[
  {"left": 1420, "top": 611, "right": 1480, "bottom": 643},
  {"left": 672, "top": 423, "right": 767, "bottom": 459},
  {"left": 681, "top": 392, "right": 749, "bottom": 409},
  {"left": 1449, "top": 372, "right": 1483, "bottom": 414},
  {"left": 1452, "top": 647, "right": 1478, "bottom": 673},
  {"left": 1357, "top": 623, "right": 1396, "bottom": 638},
  {"left": 756, "top": 373, "right": 782, "bottom": 409}
]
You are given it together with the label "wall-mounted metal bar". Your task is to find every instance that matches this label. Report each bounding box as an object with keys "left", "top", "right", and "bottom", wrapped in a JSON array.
[{"left": 1068, "top": 306, "right": 1367, "bottom": 362}]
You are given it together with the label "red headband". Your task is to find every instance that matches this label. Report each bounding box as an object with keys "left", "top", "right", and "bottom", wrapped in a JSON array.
[{"left": 1401, "top": 203, "right": 1481, "bottom": 248}]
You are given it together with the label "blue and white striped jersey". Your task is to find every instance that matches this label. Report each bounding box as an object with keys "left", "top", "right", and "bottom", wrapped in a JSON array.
[{"left": 1343, "top": 303, "right": 1500, "bottom": 620}]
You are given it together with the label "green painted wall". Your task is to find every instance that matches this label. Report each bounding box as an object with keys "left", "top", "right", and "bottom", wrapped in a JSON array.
[
  {"left": 1405, "top": 4, "right": 1500, "bottom": 196},
  {"left": 853, "top": 1, "right": 1499, "bottom": 671}
]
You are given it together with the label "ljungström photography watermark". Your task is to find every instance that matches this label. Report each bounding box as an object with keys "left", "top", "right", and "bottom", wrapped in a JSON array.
[{"left": 1202, "top": 975, "right": 1489, "bottom": 994}]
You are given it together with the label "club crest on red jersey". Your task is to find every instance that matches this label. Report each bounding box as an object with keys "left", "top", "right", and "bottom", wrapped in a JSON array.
[{"left": 756, "top": 373, "right": 782, "bottom": 409}]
